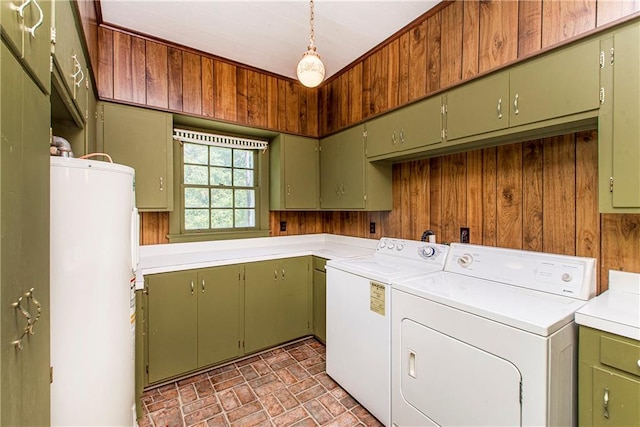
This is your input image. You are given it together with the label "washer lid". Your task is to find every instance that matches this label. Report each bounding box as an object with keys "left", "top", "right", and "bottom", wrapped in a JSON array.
[
  {"left": 327, "top": 255, "right": 444, "bottom": 284},
  {"left": 393, "top": 271, "right": 588, "bottom": 336}
]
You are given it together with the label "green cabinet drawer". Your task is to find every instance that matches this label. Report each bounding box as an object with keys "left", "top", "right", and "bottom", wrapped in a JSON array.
[
  {"left": 592, "top": 366, "right": 640, "bottom": 426},
  {"left": 601, "top": 335, "right": 640, "bottom": 377}
]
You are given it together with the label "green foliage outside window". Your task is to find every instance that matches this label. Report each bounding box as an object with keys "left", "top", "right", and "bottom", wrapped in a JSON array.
[{"left": 183, "top": 142, "right": 256, "bottom": 230}]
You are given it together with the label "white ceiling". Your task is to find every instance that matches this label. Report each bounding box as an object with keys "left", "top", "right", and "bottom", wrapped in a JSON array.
[{"left": 99, "top": 0, "right": 441, "bottom": 81}]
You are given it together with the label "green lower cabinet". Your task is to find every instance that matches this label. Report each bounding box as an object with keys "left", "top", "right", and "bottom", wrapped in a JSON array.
[
  {"left": 312, "top": 258, "right": 327, "bottom": 343},
  {"left": 579, "top": 326, "right": 640, "bottom": 426},
  {"left": 146, "top": 265, "right": 242, "bottom": 384},
  {"left": 245, "top": 257, "right": 310, "bottom": 354}
]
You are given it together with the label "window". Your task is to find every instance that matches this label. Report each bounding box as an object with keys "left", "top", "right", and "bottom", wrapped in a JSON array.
[{"left": 183, "top": 142, "right": 257, "bottom": 231}]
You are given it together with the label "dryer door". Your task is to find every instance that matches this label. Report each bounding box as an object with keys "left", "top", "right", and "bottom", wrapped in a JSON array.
[{"left": 400, "top": 319, "right": 522, "bottom": 426}]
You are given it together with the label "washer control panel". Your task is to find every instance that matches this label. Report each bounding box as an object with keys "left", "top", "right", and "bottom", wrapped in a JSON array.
[{"left": 376, "top": 238, "right": 448, "bottom": 264}]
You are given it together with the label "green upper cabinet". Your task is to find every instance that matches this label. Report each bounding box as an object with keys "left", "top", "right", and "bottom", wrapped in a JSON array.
[
  {"left": 269, "top": 134, "right": 319, "bottom": 210},
  {"left": 509, "top": 38, "right": 600, "bottom": 127},
  {"left": 445, "top": 71, "right": 510, "bottom": 141},
  {"left": 599, "top": 21, "right": 640, "bottom": 212},
  {"left": 0, "top": 0, "right": 51, "bottom": 94},
  {"left": 321, "top": 125, "right": 392, "bottom": 210},
  {"left": 98, "top": 102, "right": 174, "bottom": 211},
  {"left": 366, "top": 96, "right": 443, "bottom": 159}
]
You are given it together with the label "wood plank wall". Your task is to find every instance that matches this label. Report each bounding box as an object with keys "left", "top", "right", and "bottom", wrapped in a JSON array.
[
  {"left": 319, "top": 0, "right": 640, "bottom": 135},
  {"left": 97, "top": 27, "right": 319, "bottom": 137}
]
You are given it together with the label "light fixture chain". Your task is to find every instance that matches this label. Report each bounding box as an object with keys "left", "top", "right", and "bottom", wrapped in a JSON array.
[{"left": 309, "top": 0, "right": 316, "bottom": 50}]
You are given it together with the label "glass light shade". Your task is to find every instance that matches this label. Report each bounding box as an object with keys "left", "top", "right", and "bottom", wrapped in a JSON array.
[{"left": 296, "top": 50, "right": 325, "bottom": 88}]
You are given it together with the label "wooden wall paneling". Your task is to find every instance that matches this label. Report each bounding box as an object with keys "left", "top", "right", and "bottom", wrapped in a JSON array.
[
  {"left": 306, "top": 86, "right": 319, "bottom": 137},
  {"left": 348, "top": 63, "right": 363, "bottom": 124},
  {"left": 517, "top": 0, "right": 542, "bottom": 58},
  {"left": 388, "top": 164, "right": 403, "bottom": 238},
  {"left": 440, "top": 0, "right": 463, "bottom": 88},
  {"left": 140, "top": 212, "right": 169, "bottom": 245},
  {"left": 182, "top": 52, "right": 202, "bottom": 115},
  {"left": 214, "top": 61, "right": 237, "bottom": 122},
  {"left": 285, "top": 81, "right": 300, "bottom": 133},
  {"left": 167, "top": 47, "right": 183, "bottom": 111},
  {"left": 542, "top": 134, "right": 576, "bottom": 255},
  {"left": 145, "top": 41, "right": 169, "bottom": 109},
  {"left": 277, "top": 79, "right": 287, "bottom": 132},
  {"left": 465, "top": 149, "right": 483, "bottom": 245},
  {"left": 461, "top": 0, "right": 480, "bottom": 80},
  {"left": 600, "top": 214, "right": 640, "bottom": 292},
  {"left": 98, "top": 27, "right": 114, "bottom": 99},
  {"left": 478, "top": 0, "right": 518, "bottom": 73},
  {"left": 441, "top": 153, "right": 467, "bottom": 244},
  {"left": 482, "top": 147, "right": 498, "bottom": 246},
  {"left": 398, "top": 32, "right": 411, "bottom": 105},
  {"left": 429, "top": 158, "right": 443, "bottom": 240},
  {"left": 522, "top": 140, "right": 544, "bottom": 252},
  {"left": 362, "top": 57, "right": 372, "bottom": 119},
  {"left": 131, "top": 37, "right": 146, "bottom": 104},
  {"left": 370, "top": 46, "right": 389, "bottom": 115},
  {"left": 236, "top": 68, "right": 248, "bottom": 124},
  {"left": 400, "top": 163, "right": 413, "bottom": 239},
  {"left": 575, "top": 130, "right": 600, "bottom": 260},
  {"left": 298, "top": 86, "right": 309, "bottom": 135},
  {"left": 387, "top": 39, "right": 400, "bottom": 111},
  {"left": 201, "top": 57, "right": 215, "bottom": 118},
  {"left": 542, "top": 0, "right": 596, "bottom": 48},
  {"left": 338, "top": 73, "right": 350, "bottom": 129},
  {"left": 426, "top": 11, "right": 442, "bottom": 94},
  {"left": 324, "top": 79, "right": 337, "bottom": 134},
  {"left": 408, "top": 20, "right": 427, "bottom": 101},
  {"left": 113, "top": 31, "right": 133, "bottom": 102},
  {"left": 495, "top": 143, "right": 522, "bottom": 249},
  {"left": 597, "top": 0, "right": 640, "bottom": 26},
  {"left": 414, "top": 160, "right": 431, "bottom": 240},
  {"left": 266, "top": 76, "right": 279, "bottom": 130},
  {"left": 285, "top": 211, "right": 301, "bottom": 235}
]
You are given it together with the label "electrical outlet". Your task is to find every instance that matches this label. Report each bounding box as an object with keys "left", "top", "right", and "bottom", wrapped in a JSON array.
[
  {"left": 460, "top": 227, "right": 470, "bottom": 243},
  {"left": 370, "top": 222, "right": 376, "bottom": 234},
  {"left": 280, "top": 221, "right": 287, "bottom": 232}
]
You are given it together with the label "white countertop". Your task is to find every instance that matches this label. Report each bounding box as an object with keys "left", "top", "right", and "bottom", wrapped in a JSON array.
[
  {"left": 575, "top": 270, "right": 640, "bottom": 341},
  {"left": 135, "top": 233, "right": 378, "bottom": 290}
]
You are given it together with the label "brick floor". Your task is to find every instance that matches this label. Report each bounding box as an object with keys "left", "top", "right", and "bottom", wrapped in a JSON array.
[{"left": 139, "top": 338, "right": 383, "bottom": 427}]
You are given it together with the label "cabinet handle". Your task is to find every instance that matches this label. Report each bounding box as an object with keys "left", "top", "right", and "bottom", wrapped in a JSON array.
[
  {"left": 497, "top": 98, "right": 503, "bottom": 119},
  {"left": 274, "top": 269, "right": 278, "bottom": 280},
  {"left": 603, "top": 387, "right": 609, "bottom": 419},
  {"left": 18, "top": 0, "right": 44, "bottom": 37},
  {"left": 71, "top": 55, "right": 84, "bottom": 87},
  {"left": 399, "top": 129, "right": 405, "bottom": 144},
  {"left": 201, "top": 279, "right": 205, "bottom": 293},
  {"left": 190, "top": 281, "right": 194, "bottom": 295},
  {"left": 287, "top": 184, "right": 291, "bottom": 196},
  {"left": 340, "top": 184, "right": 345, "bottom": 195},
  {"left": 159, "top": 177, "right": 164, "bottom": 191},
  {"left": 24, "top": 288, "right": 41, "bottom": 334},
  {"left": 282, "top": 268, "right": 285, "bottom": 280},
  {"left": 513, "top": 93, "right": 519, "bottom": 115},
  {"left": 391, "top": 131, "right": 397, "bottom": 145}
]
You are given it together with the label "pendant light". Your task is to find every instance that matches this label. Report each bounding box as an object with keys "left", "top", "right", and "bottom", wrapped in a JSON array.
[{"left": 296, "top": 0, "right": 325, "bottom": 88}]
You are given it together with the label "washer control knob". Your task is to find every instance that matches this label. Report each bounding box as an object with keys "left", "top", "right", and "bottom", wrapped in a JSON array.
[
  {"left": 419, "top": 246, "right": 436, "bottom": 259},
  {"left": 561, "top": 273, "right": 572, "bottom": 282},
  {"left": 458, "top": 254, "right": 473, "bottom": 268},
  {"left": 379, "top": 241, "right": 386, "bottom": 249},
  {"left": 387, "top": 242, "right": 395, "bottom": 250},
  {"left": 396, "top": 243, "right": 404, "bottom": 251}
]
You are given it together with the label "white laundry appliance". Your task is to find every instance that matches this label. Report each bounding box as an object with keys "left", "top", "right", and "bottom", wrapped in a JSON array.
[
  {"left": 391, "top": 243, "right": 597, "bottom": 427},
  {"left": 326, "top": 238, "right": 449, "bottom": 426}
]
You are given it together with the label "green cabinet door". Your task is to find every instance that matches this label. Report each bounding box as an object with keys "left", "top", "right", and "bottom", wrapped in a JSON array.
[
  {"left": 365, "top": 112, "right": 398, "bottom": 158},
  {"left": 244, "top": 260, "right": 279, "bottom": 353},
  {"left": 446, "top": 71, "right": 510, "bottom": 141},
  {"left": 319, "top": 131, "right": 342, "bottom": 209},
  {"left": 147, "top": 271, "right": 198, "bottom": 383},
  {"left": 312, "top": 258, "right": 327, "bottom": 343},
  {"left": 197, "top": 265, "right": 242, "bottom": 368},
  {"left": 339, "top": 126, "right": 366, "bottom": 209},
  {"left": 1, "top": 42, "right": 51, "bottom": 426},
  {"left": 269, "top": 134, "right": 319, "bottom": 210},
  {"left": 398, "top": 96, "right": 443, "bottom": 150},
  {"left": 100, "top": 102, "right": 174, "bottom": 211},
  {"left": 591, "top": 367, "right": 640, "bottom": 426},
  {"left": 509, "top": 38, "right": 600, "bottom": 127},
  {"left": 52, "top": 0, "right": 77, "bottom": 99},
  {"left": 278, "top": 257, "right": 310, "bottom": 343}
]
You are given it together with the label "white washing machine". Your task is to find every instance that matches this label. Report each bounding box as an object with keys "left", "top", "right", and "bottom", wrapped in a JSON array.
[
  {"left": 326, "top": 238, "right": 449, "bottom": 426},
  {"left": 391, "top": 243, "right": 596, "bottom": 427}
]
